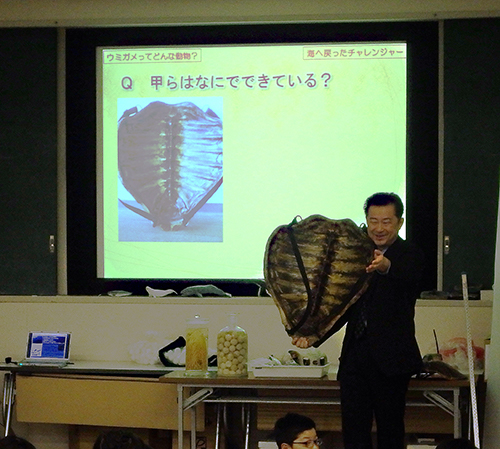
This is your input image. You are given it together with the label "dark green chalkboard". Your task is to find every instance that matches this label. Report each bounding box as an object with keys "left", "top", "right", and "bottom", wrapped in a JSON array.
[
  {"left": 5, "top": 20, "right": 499, "bottom": 295},
  {"left": 443, "top": 18, "right": 500, "bottom": 291},
  {"left": 0, "top": 28, "right": 58, "bottom": 294}
]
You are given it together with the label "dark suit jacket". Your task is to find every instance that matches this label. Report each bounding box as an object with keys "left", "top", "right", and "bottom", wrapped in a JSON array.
[{"left": 331, "top": 236, "right": 424, "bottom": 377}]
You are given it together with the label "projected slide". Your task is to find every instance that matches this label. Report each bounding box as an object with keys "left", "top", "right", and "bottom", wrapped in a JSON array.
[{"left": 97, "top": 43, "right": 407, "bottom": 280}]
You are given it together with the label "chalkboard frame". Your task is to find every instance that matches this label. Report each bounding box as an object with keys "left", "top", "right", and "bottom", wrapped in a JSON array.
[{"left": 65, "top": 22, "right": 438, "bottom": 296}]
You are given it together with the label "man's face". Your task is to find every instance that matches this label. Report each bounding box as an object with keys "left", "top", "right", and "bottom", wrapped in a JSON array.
[{"left": 366, "top": 203, "right": 403, "bottom": 250}]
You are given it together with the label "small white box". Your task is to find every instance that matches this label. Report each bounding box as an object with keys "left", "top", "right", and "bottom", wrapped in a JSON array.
[
  {"left": 258, "top": 442, "right": 277, "bottom": 449},
  {"left": 481, "top": 290, "right": 493, "bottom": 301},
  {"left": 252, "top": 363, "right": 330, "bottom": 378}
]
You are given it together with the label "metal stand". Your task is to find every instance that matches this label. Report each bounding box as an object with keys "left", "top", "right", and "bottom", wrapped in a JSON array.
[
  {"left": 2, "top": 372, "right": 15, "bottom": 437},
  {"left": 461, "top": 272, "right": 481, "bottom": 448},
  {"left": 165, "top": 373, "right": 472, "bottom": 449}
]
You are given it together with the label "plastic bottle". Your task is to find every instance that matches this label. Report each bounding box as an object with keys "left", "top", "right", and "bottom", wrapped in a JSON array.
[
  {"left": 185, "top": 315, "right": 209, "bottom": 376},
  {"left": 217, "top": 313, "right": 248, "bottom": 377}
]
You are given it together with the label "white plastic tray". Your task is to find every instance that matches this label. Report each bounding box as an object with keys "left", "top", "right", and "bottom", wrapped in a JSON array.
[{"left": 252, "top": 363, "right": 330, "bottom": 378}]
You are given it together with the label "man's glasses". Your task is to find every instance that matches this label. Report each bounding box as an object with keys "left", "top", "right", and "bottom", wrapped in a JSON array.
[{"left": 292, "top": 438, "right": 323, "bottom": 448}]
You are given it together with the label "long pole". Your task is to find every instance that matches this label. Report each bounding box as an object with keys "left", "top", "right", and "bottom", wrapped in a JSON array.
[{"left": 461, "top": 272, "right": 480, "bottom": 448}]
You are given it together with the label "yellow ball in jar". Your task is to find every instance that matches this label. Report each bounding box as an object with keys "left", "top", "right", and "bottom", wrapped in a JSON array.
[{"left": 217, "top": 330, "right": 247, "bottom": 377}]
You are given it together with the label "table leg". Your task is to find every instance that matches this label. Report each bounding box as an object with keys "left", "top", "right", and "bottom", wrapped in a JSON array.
[
  {"left": 177, "top": 384, "right": 184, "bottom": 449},
  {"left": 191, "top": 407, "right": 196, "bottom": 449},
  {"left": 454, "top": 387, "right": 460, "bottom": 438},
  {"left": 244, "top": 403, "right": 250, "bottom": 449},
  {"left": 215, "top": 403, "right": 221, "bottom": 449},
  {"left": 2, "top": 372, "right": 15, "bottom": 437}
]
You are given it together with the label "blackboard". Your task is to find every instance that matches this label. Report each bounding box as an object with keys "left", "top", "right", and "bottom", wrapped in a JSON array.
[
  {"left": 0, "top": 28, "right": 58, "bottom": 295},
  {"left": 443, "top": 18, "right": 500, "bottom": 292},
  {"left": 2, "top": 19, "right": 500, "bottom": 294}
]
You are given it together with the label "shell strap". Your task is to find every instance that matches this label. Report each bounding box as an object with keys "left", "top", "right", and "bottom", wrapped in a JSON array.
[{"left": 285, "top": 225, "right": 315, "bottom": 335}]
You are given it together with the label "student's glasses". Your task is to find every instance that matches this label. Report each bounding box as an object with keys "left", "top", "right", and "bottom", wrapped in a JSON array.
[{"left": 292, "top": 438, "right": 323, "bottom": 448}]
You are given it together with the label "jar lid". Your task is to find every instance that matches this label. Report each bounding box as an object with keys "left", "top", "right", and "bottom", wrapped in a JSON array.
[{"left": 187, "top": 314, "right": 208, "bottom": 326}]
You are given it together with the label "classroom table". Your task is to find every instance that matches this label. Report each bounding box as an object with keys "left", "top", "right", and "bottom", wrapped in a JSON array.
[
  {"left": 0, "top": 362, "right": 476, "bottom": 448},
  {"left": 0, "top": 361, "right": 174, "bottom": 437},
  {"left": 160, "top": 370, "right": 474, "bottom": 449}
]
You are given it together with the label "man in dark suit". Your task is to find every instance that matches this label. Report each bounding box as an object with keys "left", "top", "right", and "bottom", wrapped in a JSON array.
[
  {"left": 293, "top": 192, "right": 424, "bottom": 449},
  {"left": 337, "top": 192, "right": 424, "bottom": 449}
]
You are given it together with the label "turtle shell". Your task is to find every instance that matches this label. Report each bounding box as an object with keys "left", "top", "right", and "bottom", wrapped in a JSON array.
[
  {"left": 118, "top": 101, "right": 223, "bottom": 231},
  {"left": 264, "top": 215, "right": 375, "bottom": 346}
]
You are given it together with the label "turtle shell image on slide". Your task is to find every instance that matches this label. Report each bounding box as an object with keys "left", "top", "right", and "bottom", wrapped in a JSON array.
[{"left": 117, "top": 100, "right": 223, "bottom": 231}]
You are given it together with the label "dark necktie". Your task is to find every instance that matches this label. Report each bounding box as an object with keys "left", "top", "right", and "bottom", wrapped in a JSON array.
[{"left": 354, "top": 298, "right": 368, "bottom": 339}]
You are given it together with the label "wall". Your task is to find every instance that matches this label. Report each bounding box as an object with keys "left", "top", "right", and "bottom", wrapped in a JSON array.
[
  {"left": 483, "top": 198, "right": 500, "bottom": 448},
  {"left": 0, "top": 297, "right": 492, "bottom": 448},
  {"left": 1, "top": 1, "right": 500, "bottom": 447},
  {"left": 0, "top": 297, "right": 491, "bottom": 365},
  {"left": 0, "top": 0, "right": 500, "bottom": 26}
]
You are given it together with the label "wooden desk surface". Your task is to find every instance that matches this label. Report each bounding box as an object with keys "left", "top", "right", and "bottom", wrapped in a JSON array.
[
  {"left": 0, "top": 361, "right": 175, "bottom": 377},
  {"left": 0, "top": 361, "right": 473, "bottom": 389},
  {"left": 160, "top": 369, "right": 472, "bottom": 389}
]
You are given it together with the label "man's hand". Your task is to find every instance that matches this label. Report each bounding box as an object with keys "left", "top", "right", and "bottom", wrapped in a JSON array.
[
  {"left": 366, "top": 249, "right": 391, "bottom": 274},
  {"left": 291, "top": 336, "right": 318, "bottom": 348}
]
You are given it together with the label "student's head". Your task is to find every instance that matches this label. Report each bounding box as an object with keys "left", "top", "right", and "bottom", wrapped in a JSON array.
[
  {"left": 273, "top": 413, "right": 320, "bottom": 449},
  {"left": 435, "top": 438, "right": 478, "bottom": 449},
  {"left": 93, "top": 430, "right": 153, "bottom": 449},
  {"left": 0, "top": 436, "right": 37, "bottom": 449}
]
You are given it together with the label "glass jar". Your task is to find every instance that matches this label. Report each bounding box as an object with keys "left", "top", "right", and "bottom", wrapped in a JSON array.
[
  {"left": 217, "top": 313, "right": 248, "bottom": 377},
  {"left": 185, "top": 315, "right": 209, "bottom": 376}
]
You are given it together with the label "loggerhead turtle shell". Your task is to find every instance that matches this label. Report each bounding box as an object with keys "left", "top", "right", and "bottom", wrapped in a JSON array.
[
  {"left": 264, "top": 215, "right": 375, "bottom": 347},
  {"left": 118, "top": 101, "right": 223, "bottom": 231}
]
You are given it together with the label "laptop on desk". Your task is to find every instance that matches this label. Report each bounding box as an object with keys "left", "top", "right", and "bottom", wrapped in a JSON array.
[{"left": 18, "top": 331, "right": 72, "bottom": 368}]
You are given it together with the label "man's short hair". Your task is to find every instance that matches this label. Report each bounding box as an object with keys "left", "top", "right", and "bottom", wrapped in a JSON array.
[
  {"left": 364, "top": 192, "right": 404, "bottom": 219},
  {"left": 273, "top": 413, "right": 316, "bottom": 448}
]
